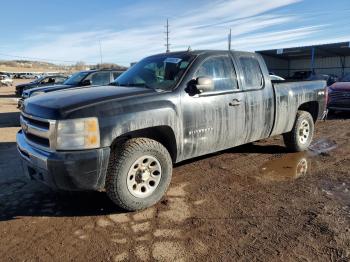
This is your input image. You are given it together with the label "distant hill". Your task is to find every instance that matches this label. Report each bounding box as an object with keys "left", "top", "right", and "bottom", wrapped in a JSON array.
[{"left": 0, "top": 60, "right": 128, "bottom": 74}]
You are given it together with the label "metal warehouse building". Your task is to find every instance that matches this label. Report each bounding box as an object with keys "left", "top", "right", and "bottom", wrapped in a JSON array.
[{"left": 257, "top": 42, "right": 350, "bottom": 78}]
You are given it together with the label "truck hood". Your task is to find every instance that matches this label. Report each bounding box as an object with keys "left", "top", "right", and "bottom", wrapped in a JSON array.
[
  {"left": 329, "top": 82, "right": 350, "bottom": 91},
  {"left": 23, "top": 85, "right": 155, "bottom": 119},
  {"left": 26, "top": 84, "right": 73, "bottom": 95},
  {"left": 16, "top": 82, "right": 36, "bottom": 88}
]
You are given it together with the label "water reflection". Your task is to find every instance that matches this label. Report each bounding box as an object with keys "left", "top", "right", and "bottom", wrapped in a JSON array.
[
  {"left": 257, "top": 138, "right": 338, "bottom": 183},
  {"left": 258, "top": 152, "right": 311, "bottom": 182}
]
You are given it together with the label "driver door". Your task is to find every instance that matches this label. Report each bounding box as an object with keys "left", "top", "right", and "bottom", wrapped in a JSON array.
[{"left": 181, "top": 54, "right": 246, "bottom": 160}]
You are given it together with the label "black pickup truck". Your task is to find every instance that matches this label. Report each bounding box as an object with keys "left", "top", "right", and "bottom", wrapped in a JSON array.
[{"left": 17, "top": 50, "right": 326, "bottom": 211}]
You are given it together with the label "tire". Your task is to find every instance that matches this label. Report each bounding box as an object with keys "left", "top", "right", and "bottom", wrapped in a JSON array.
[
  {"left": 106, "top": 138, "right": 173, "bottom": 211},
  {"left": 283, "top": 110, "right": 314, "bottom": 152}
]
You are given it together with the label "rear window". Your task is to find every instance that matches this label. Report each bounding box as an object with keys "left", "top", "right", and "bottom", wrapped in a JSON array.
[{"left": 239, "top": 57, "right": 264, "bottom": 90}]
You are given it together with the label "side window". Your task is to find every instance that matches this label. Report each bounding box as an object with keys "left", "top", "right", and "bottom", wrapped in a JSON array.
[
  {"left": 195, "top": 56, "right": 238, "bottom": 92},
  {"left": 40, "top": 78, "right": 50, "bottom": 84},
  {"left": 41, "top": 77, "right": 55, "bottom": 84},
  {"left": 54, "top": 77, "right": 65, "bottom": 83},
  {"left": 90, "top": 72, "right": 111, "bottom": 85},
  {"left": 239, "top": 57, "right": 264, "bottom": 90}
]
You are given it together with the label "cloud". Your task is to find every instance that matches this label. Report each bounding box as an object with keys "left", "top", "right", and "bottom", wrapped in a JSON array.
[{"left": 11, "top": 0, "right": 342, "bottom": 66}]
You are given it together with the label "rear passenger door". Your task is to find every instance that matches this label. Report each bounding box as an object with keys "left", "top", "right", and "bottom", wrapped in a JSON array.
[{"left": 235, "top": 54, "right": 274, "bottom": 142}]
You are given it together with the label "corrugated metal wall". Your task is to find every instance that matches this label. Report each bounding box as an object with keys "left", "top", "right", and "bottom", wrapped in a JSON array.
[
  {"left": 260, "top": 55, "right": 288, "bottom": 77},
  {"left": 262, "top": 54, "right": 350, "bottom": 78},
  {"left": 290, "top": 56, "right": 350, "bottom": 76}
]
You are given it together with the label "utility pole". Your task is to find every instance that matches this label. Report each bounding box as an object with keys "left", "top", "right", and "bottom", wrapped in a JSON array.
[
  {"left": 99, "top": 40, "right": 103, "bottom": 65},
  {"left": 228, "top": 28, "right": 232, "bottom": 51},
  {"left": 165, "top": 19, "right": 170, "bottom": 53}
]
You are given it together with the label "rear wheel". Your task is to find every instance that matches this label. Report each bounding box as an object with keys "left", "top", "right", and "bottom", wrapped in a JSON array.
[
  {"left": 106, "top": 138, "right": 172, "bottom": 211},
  {"left": 283, "top": 110, "right": 314, "bottom": 152}
]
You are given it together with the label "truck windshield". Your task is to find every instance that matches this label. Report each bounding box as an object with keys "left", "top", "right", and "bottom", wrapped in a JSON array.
[
  {"left": 114, "top": 54, "right": 194, "bottom": 91},
  {"left": 64, "top": 72, "right": 89, "bottom": 85},
  {"left": 32, "top": 76, "right": 45, "bottom": 83}
]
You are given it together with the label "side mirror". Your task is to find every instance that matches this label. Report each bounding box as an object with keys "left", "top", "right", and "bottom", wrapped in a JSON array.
[
  {"left": 81, "top": 79, "right": 92, "bottom": 86},
  {"left": 196, "top": 77, "right": 214, "bottom": 93}
]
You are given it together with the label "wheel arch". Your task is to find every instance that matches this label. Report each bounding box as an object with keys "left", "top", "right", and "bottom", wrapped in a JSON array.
[
  {"left": 298, "top": 101, "right": 319, "bottom": 123},
  {"left": 110, "top": 125, "right": 178, "bottom": 163}
]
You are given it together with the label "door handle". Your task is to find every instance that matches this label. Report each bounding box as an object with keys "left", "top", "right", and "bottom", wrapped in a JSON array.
[{"left": 229, "top": 98, "right": 241, "bottom": 106}]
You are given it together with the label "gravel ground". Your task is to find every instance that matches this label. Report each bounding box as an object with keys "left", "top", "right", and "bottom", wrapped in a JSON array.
[{"left": 0, "top": 85, "right": 349, "bottom": 261}]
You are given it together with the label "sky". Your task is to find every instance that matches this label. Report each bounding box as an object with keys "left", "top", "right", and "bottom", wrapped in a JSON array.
[{"left": 0, "top": 0, "right": 350, "bottom": 66}]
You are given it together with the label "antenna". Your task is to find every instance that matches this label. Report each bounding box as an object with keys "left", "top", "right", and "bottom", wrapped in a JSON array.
[
  {"left": 99, "top": 40, "right": 103, "bottom": 64},
  {"left": 228, "top": 28, "right": 232, "bottom": 51},
  {"left": 165, "top": 19, "right": 170, "bottom": 53}
]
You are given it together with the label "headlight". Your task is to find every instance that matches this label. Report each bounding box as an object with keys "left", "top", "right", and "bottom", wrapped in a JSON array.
[
  {"left": 30, "top": 91, "right": 45, "bottom": 97},
  {"left": 56, "top": 117, "right": 100, "bottom": 150}
]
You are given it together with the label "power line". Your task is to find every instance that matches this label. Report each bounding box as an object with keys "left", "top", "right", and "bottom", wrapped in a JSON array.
[{"left": 165, "top": 19, "right": 170, "bottom": 53}]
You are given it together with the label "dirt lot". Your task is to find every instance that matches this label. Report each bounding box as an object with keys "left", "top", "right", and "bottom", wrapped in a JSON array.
[{"left": 0, "top": 83, "right": 349, "bottom": 261}]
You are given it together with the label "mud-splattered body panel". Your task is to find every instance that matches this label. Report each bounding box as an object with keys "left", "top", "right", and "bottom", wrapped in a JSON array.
[{"left": 270, "top": 80, "right": 326, "bottom": 136}]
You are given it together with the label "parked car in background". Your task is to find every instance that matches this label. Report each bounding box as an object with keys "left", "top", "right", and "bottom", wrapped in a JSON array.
[
  {"left": 307, "top": 73, "right": 338, "bottom": 87},
  {"left": 288, "top": 72, "right": 338, "bottom": 86},
  {"left": 327, "top": 73, "right": 350, "bottom": 113},
  {"left": 22, "top": 69, "right": 124, "bottom": 97},
  {"left": 17, "top": 50, "right": 326, "bottom": 211},
  {"left": 15, "top": 75, "right": 67, "bottom": 96},
  {"left": 269, "top": 73, "right": 285, "bottom": 81},
  {"left": 0, "top": 75, "right": 13, "bottom": 86},
  {"left": 20, "top": 73, "right": 36, "bottom": 79},
  {"left": 18, "top": 69, "right": 125, "bottom": 108},
  {"left": 290, "top": 71, "right": 313, "bottom": 80}
]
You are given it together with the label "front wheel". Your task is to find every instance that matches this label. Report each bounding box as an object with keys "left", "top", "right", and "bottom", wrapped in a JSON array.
[
  {"left": 283, "top": 110, "right": 314, "bottom": 152},
  {"left": 106, "top": 138, "right": 173, "bottom": 211}
]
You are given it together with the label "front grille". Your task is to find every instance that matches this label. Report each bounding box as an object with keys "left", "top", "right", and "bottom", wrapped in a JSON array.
[
  {"left": 21, "top": 114, "right": 50, "bottom": 129},
  {"left": 20, "top": 113, "right": 56, "bottom": 151},
  {"left": 329, "top": 91, "right": 350, "bottom": 100},
  {"left": 26, "top": 133, "right": 50, "bottom": 147}
]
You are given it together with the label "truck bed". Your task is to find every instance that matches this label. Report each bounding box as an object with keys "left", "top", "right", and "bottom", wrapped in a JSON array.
[{"left": 270, "top": 80, "right": 326, "bottom": 136}]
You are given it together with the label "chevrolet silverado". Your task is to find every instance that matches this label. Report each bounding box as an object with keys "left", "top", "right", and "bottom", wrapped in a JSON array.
[{"left": 17, "top": 50, "right": 326, "bottom": 211}]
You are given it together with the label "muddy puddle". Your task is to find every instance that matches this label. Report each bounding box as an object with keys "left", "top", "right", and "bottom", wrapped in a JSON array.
[
  {"left": 257, "top": 138, "right": 337, "bottom": 183},
  {"left": 308, "top": 138, "right": 338, "bottom": 154},
  {"left": 321, "top": 182, "right": 350, "bottom": 207}
]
